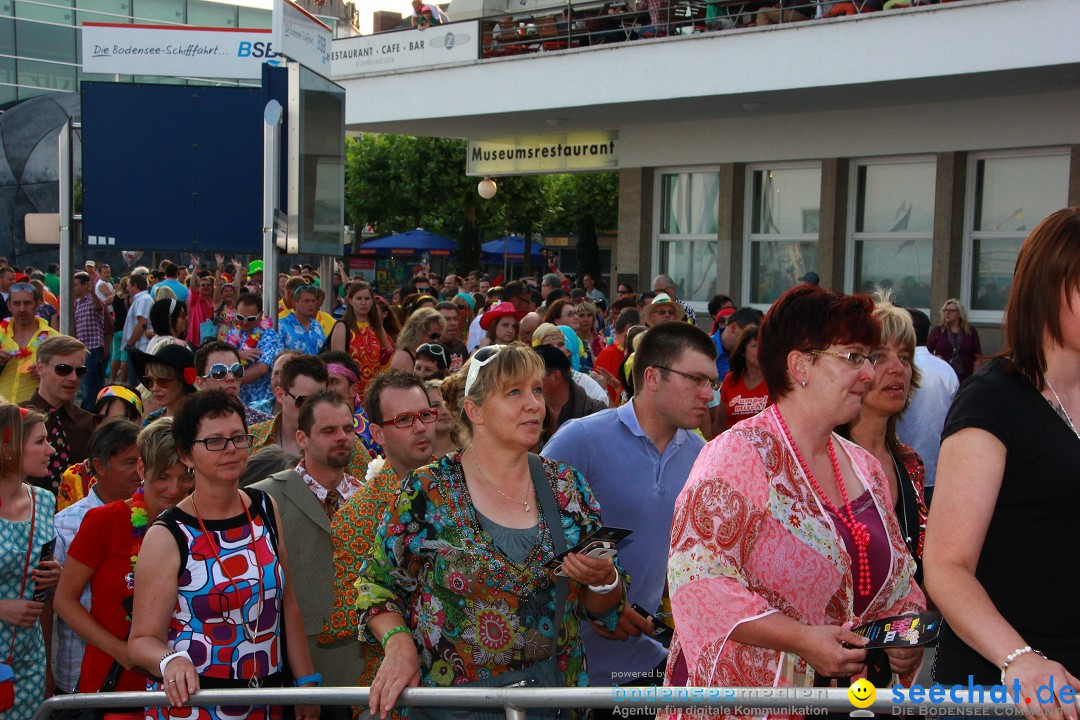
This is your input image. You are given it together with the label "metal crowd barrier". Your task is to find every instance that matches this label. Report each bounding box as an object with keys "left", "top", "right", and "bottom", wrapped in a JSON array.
[{"left": 32, "top": 686, "right": 1033, "bottom": 720}]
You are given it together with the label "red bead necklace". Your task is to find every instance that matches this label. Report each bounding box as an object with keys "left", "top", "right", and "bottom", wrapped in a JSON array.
[{"left": 775, "top": 406, "right": 872, "bottom": 597}]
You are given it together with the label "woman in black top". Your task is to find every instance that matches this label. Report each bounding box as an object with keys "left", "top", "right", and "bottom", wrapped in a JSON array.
[{"left": 924, "top": 208, "right": 1080, "bottom": 715}]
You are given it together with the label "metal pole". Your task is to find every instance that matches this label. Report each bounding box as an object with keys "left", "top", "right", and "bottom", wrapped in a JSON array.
[
  {"left": 58, "top": 117, "right": 74, "bottom": 337},
  {"left": 262, "top": 98, "right": 283, "bottom": 330},
  {"left": 320, "top": 255, "right": 334, "bottom": 313}
]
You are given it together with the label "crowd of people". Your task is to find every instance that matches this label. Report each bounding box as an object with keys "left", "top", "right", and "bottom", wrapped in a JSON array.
[{"left": 0, "top": 208, "right": 1076, "bottom": 720}]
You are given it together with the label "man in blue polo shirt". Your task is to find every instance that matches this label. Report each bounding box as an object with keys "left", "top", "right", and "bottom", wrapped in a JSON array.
[{"left": 542, "top": 322, "right": 718, "bottom": 708}]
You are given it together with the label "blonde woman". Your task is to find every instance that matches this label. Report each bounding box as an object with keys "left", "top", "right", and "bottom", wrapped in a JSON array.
[
  {"left": 388, "top": 307, "right": 445, "bottom": 372},
  {"left": 926, "top": 298, "right": 981, "bottom": 381}
]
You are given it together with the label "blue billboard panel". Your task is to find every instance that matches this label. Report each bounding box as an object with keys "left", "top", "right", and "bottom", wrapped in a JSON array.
[{"left": 82, "top": 83, "right": 263, "bottom": 253}]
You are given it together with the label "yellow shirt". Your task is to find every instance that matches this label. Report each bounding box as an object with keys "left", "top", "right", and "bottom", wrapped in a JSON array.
[
  {"left": 0, "top": 318, "right": 60, "bottom": 403},
  {"left": 317, "top": 310, "right": 335, "bottom": 338}
]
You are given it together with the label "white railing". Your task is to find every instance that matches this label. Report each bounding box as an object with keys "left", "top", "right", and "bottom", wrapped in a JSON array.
[{"left": 32, "top": 686, "right": 1032, "bottom": 720}]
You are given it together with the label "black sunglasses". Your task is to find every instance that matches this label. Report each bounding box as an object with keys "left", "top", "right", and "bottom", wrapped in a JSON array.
[
  {"left": 285, "top": 388, "right": 308, "bottom": 408},
  {"left": 201, "top": 362, "right": 245, "bottom": 381},
  {"left": 54, "top": 363, "right": 88, "bottom": 378}
]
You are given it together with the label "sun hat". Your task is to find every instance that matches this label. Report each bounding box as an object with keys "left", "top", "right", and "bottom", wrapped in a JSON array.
[
  {"left": 642, "top": 292, "right": 686, "bottom": 325},
  {"left": 479, "top": 301, "right": 527, "bottom": 330}
]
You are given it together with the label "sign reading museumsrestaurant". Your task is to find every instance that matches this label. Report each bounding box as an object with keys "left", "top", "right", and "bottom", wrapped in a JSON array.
[
  {"left": 331, "top": 22, "right": 478, "bottom": 78},
  {"left": 81, "top": 23, "right": 279, "bottom": 79},
  {"left": 466, "top": 131, "right": 620, "bottom": 176}
]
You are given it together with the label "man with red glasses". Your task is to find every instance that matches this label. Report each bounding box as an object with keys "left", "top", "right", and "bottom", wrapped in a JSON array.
[
  {"left": 321, "top": 369, "right": 435, "bottom": 695},
  {"left": 218, "top": 292, "right": 283, "bottom": 413},
  {"left": 23, "top": 335, "right": 95, "bottom": 494}
]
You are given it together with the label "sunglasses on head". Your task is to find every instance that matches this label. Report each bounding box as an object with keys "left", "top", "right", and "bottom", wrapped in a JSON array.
[
  {"left": 201, "top": 362, "right": 245, "bottom": 381},
  {"left": 10, "top": 283, "right": 33, "bottom": 293},
  {"left": 142, "top": 375, "right": 178, "bottom": 389},
  {"left": 236, "top": 313, "right": 261, "bottom": 323},
  {"left": 292, "top": 284, "right": 317, "bottom": 298},
  {"left": 53, "top": 363, "right": 88, "bottom": 378},
  {"left": 464, "top": 345, "right": 504, "bottom": 396}
]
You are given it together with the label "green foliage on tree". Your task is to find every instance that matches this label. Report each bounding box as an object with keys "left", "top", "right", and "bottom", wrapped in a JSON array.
[{"left": 344, "top": 133, "right": 618, "bottom": 278}]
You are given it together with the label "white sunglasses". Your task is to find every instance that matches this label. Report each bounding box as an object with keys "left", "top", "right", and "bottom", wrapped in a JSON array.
[{"left": 463, "top": 345, "right": 506, "bottom": 397}]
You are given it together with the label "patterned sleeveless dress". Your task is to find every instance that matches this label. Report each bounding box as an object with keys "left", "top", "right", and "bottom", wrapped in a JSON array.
[
  {"left": 147, "top": 488, "right": 284, "bottom": 720},
  {"left": 0, "top": 485, "right": 55, "bottom": 720},
  {"left": 348, "top": 321, "right": 387, "bottom": 396}
]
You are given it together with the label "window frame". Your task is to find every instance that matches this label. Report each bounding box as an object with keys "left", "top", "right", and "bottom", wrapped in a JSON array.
[
  {"left": 962, "top": 146, "right": 1070, "bottom": 325},
  {"left": 844, "top": 154, "right": 937, "bottom": 314},
  {"left": 742, "top": 159, "right": 821, "bottom": 311},
  {"left": 651, "top": 165, "right": 721, "bottom": 313}
]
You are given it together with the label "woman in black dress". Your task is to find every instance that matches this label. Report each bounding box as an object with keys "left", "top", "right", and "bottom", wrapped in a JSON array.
[{"left": 924, "top": 208, "right": 1080, "bottom": 715}]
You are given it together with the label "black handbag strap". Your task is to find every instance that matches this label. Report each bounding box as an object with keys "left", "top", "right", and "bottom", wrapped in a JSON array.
[{"left": 527, "top": 453, "right": 568, "bottom": 661}]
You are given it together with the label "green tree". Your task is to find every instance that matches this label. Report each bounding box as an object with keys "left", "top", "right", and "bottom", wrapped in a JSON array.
[{"left": 549, "top": 172, "right": 618, "bottom": 283}]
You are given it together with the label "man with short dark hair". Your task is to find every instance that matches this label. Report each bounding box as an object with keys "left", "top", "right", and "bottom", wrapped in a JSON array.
[
  {"left": 440, "top": 273, "right": 459, "bottom": 299},
  {"left": 542, "top": 323, "right": 718, "bottom": 702},
  {"left": 535, "top": 343, "right": 606, "bottom": 429},
  {"left": 435, "top": 301, "right": 468, "bottom": 371},
  {"left": 155, "top": 262, "right": 188, "bottom": 302},
  {"left": 322, "top": 370, "right": 435, "bottom": 692},
  {"left": 122, "top": 273, "right": 153, "bottom": 389},
  {"left": 252, "top": 390, "right": 359, "bottom": 719},
  {"left": 73, "top": 271, "right": 106, "bottom": 410},
  {"left": 582, "top": 273, "right": 606, "bottom": 305},
  {"left": 194, "top": 341, "right": 272, "bottom": 425},
  {"left": 53, "top": 418, "right": 141, "bottom": 694}
]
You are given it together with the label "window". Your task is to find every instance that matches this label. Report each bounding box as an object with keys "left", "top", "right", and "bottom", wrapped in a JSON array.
[
  {"left": 965, "top": 150, "right": 1069, "bottom": 314},
  {"left": 76, "top": 0, "right": 130, "bottom": 25},
  {"left": 131, "top": 0, "right": 182, "bottom": 24},
  {"left": 849, "top": 158, "right": 935, "bottom": 309},
  {"left": 187, "top": 0, "right": 236, "bottom": 28},
  {"left": 655, "top": 170, "right": 719, "bottom": 304},
  {"left": 746, "top": 163, "right": 820, "bottom": 305}
]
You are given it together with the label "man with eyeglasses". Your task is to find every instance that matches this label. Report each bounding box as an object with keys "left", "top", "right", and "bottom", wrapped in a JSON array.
[
  {"left": 251, "top": 355, "right": 370, "bottom": 480},
  {"left": 23, "top": 335, "right": 95, "bottom": 494},
  {"left": 541, "top": 323, "right": 717, "bottom": 710},
  {"left": 651, "top": 273, "right": 697, "bottom": 326},
  {"left": 251, "top": 390, "right": 363, "bottom": 719},
  {"left": 321, "top": 369, "right": 435, "bottom": 693},
  {"left": 280, "top": 282, "right": 328, "bottom": 355},
  {"left": 73, "top": 271, "right": 106, "bottom": 411},
  {"left": 0, "top": 279, "right": 60, "bottom": 403},
  {"left": 194, "top": 341, "right": 272, "bottom": 426},
  {"left": 218, "top": 292, "right": 283, "bottom": 413}
]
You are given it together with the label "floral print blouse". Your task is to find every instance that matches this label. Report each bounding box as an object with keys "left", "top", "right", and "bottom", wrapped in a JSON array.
[{"left": 355, "top": 452, "right": 624, "bottom": 691}]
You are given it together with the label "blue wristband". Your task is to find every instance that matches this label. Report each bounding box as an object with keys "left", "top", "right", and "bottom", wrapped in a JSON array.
[{"left": 294, "top": 673, "right": 322, "bottom": 687}]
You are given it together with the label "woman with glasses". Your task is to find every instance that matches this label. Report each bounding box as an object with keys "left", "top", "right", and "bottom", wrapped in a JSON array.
[
  {"left": 837, "top": 293, "right": 927, "bottom": 575},
  {"left": 128, "top": 391, "right": 320, "bottom": 720},
  {"left": 329, "top": 281, "right": 393, "bottom": 395},
  {"left": 358, "top": 343, "right": 625, "bottom": 720},
  {"left": 54, "top": 417, "right": 192, "bottom": 720},
  {"left": 926, "top": 298, "right": 981, "bottom": 381},
  {"left": 664, "top": 285, "right": 924, "bottom": 697},
  {"left": 131, "top": 342, "right": 197, "bottom": 425},
  {"left": 388, "top": 307, "right": 445, "bottom": 372},
  {"left": 925, "top": 209, "right": 1080, "bottom": 716},
  {"left": 194, "top": 341, "right": 272, "bottom": 426}
]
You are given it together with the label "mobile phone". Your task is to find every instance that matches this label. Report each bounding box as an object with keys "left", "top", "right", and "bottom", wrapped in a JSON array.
[
  {"left": 33, "top": 539, "right": 55, "bottom": 602},
  {"left": 631, "top": 603, "right": 674, "bottom": 645},
  {"left": 543, "top": 526, "right": 632, "bottom": 573}
]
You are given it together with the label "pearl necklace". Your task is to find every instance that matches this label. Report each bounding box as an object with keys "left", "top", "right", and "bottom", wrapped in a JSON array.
[{"left": 775, "top": 406, "right": 872, "bottom": 597}]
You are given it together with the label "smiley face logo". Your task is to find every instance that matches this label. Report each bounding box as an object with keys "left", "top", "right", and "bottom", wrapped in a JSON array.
[{"left": 848, "top": 678, "right": 876, "bottom": 709}]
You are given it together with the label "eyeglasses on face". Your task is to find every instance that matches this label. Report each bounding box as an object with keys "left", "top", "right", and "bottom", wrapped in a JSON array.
[
  {"left": 142, "top": 375, "right": 178, "bottom": 389},
  {"left": 236, "top": 312, "right": 261, "bottom": 323},
  {"left": 202, "top": 362, "right": 245, "bottom": 381},
  {"left": 192, "top": 434, "right": 255, "bottom": 451},
  {"left": 809, "top": 349, "right": 879, "bottom": 368},
  {"left": 381, "top": 407, "right": 438, "bottom": 429},
  {"left": 654, "top": 365, "right": 721, "bottom": 392},
  {"left": 53, "top": 363, "right": 88, "bottom": 378},
  {"left": 415, "top": 287, "right": 433, "bottom": 294}
]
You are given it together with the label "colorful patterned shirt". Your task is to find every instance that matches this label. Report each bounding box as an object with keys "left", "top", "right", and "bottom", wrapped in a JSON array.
[
  {"left": 355, "top": 452, "right": 624, "bottom": 694},
  {"left": 295, "top": 459, "right": 363, "bottom": 504},
  {"left": 279, "top": 311, "right": 326, "bottom": 355},
  {"left": 218, "top": 319, "right": 283, "bottom": 413}
]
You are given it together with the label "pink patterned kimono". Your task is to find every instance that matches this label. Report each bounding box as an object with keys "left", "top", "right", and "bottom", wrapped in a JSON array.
[{"left": 664, "top": 405, "right": 925, "bottom": 714}]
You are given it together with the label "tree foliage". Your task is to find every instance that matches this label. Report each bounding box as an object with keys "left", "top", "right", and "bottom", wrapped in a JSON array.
[{"left": 344, "top": 134, "right": 618, "bottom": 277}]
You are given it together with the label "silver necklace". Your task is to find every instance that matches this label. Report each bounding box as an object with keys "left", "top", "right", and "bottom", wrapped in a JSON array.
[
  {"left": 470, "top": 449, "right": 533, "bottom": 512},
  {"left": 1045, "top": 378, "right": 1080, "bottom": 440},
  {"left": 890, "top": 450, "right": 912, "bottom": 547}
]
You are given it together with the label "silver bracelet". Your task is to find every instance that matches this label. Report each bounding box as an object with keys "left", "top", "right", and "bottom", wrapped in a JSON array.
[{"left": 1000, "top": 645, "right": 1044, "bottom": 684}]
